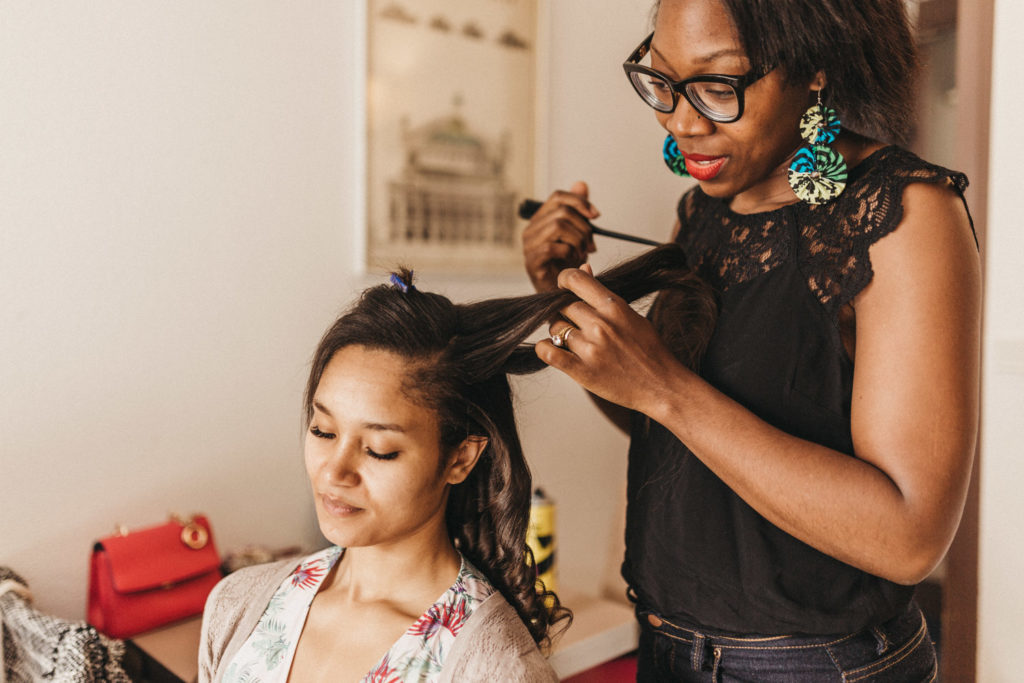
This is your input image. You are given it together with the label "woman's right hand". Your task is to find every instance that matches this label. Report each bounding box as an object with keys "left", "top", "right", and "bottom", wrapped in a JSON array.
[{"left": 521, "top": 181, "right": 598, "bottom": 292}]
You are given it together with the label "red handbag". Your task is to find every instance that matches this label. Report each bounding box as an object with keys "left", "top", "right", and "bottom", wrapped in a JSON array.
[{"left": 87, "top": 514, "right": 223, "bottom": 639}]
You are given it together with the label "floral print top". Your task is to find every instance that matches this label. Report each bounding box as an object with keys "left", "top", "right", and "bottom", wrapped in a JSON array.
[{"left": 222, "top": 546, "right": 496, "bottom": 683}]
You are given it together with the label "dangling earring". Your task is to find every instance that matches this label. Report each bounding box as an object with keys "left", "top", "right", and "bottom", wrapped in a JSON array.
[
  {"left": 787, "top": 90, "right": 847, "bottom": 204},
  {"left": 663, "top": 134, "right": 690, "bottom": 177}
]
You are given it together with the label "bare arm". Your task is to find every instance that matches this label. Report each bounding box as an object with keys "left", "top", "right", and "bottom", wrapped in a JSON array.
[{"left": 538, "top": 183, "right": 980, "bottom": 584}]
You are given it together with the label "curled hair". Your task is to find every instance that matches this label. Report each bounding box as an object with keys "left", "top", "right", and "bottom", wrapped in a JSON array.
[
  {"left": 654, "top": 0, "right": 919, "bottom": 143},
  {"left": 304, "top": 244, "right": 715, "bottom": 647}
]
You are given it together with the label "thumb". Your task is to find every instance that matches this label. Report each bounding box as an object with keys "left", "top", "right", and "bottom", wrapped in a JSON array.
[
  {"left": 569, "top": 180, "right": 599, "bottom": 218},
  {"left": 570, "top": 180, "right": 589, "bottom": 201}
]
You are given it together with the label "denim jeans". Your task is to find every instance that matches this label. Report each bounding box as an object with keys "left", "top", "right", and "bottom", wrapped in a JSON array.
[{"left": 635, "top": 602, "right": 937, "bottom": 682}]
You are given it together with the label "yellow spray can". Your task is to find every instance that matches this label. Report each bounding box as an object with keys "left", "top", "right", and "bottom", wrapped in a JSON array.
[{"left": 526, "top": 488, "right": 556, "bottom": 594}]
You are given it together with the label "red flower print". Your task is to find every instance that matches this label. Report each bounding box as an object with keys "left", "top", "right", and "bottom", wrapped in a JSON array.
[
  {"left": 409, "top": 598, "right": 469, "bottom": 639},
  {"left": 290, "top": 559, "right": 327, "bottom": 590},
  {"left": 408, "top": 605, "right": 443, "bottom": 639},
  {"left": 364, "top": 654, "right": 402, "bottom": 683},
  {"left": 437, "top": 598, "right": 469, "bottom": 636}
]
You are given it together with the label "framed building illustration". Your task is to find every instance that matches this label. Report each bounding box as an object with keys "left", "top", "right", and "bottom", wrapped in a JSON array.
[{"left": 365, "top": 0, "right": 538, "bottom": 273}]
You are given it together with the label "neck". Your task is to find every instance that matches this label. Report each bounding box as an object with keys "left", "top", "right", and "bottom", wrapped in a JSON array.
[
  {"left": 324, "top": 522, "right": 461, "bottom": 605},
  {"left": 729, "top": 132, "right": 882, "bottom": 215},
  {"left": 729, "top": 148, "right": 800, "bottom": 214}
]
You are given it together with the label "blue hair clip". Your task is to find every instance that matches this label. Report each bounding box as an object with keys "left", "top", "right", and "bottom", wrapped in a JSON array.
[{"left": 390, "top": 272, "right": 415, "bottom": 293}]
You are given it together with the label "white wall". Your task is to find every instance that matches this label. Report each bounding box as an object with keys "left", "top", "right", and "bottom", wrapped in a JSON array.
[
  {"left": 0, "top": 1, "right": 365, "bottom": 618},
  {"left": 977, "top": 0, "right": 1024, "bottom": 680},
  {"left": 518, "top": 0, "right": 692, "bottom": 602},
  {"left": 0, "top": 1, "right": 672, "bottom": 620}
]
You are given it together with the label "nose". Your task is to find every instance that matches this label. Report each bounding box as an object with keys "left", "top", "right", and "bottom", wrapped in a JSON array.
[
  {"left": 660, "top": 98, "right": 714, "bottom": 139},
  {"left": 323, "top": 437, "right": 362, "bottom": 487}
]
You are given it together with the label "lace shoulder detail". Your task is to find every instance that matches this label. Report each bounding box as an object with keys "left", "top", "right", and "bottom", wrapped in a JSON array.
[
  {"left": 675, "top": 147, "right": 969, "bottom": 316},
  {"left": 797, "top": 147, "right": 968, "bottom": 316}
]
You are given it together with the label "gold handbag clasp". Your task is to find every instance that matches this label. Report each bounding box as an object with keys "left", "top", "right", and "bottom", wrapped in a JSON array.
[
  {"left": 180, "top": 520, "right": 209, "bottom": 550},
  {"left": 169, "top": 513, "right": 209, "bottom": 550}
]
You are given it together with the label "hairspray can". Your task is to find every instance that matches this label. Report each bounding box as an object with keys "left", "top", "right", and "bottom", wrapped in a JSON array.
[{"left": 527, "top": 488, "right": 556, "bottom": 594}]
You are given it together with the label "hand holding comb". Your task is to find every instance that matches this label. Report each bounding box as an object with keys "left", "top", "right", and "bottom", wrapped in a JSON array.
[{"left": 517, "top": 199, "right": 662, "bottom": 247}]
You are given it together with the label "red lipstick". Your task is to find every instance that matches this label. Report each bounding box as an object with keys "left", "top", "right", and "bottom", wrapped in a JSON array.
[{"left": 683, "top": 153, "right": 727, "bottom": 181}]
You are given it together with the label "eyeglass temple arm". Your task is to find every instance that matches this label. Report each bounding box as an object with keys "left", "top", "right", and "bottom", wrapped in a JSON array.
[{"left": 517, "top": 199, "right": 663, "bottom": 247}]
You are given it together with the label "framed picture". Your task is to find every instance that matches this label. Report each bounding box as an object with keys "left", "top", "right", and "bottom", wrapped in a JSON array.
[{"left": 365, "top": 0, "right": 540, "bottom": 273}]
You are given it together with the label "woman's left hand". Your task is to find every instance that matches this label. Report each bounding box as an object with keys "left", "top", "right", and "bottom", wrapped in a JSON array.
[{"left": 536, "top": 265, "right": 686, "bottom": 414}]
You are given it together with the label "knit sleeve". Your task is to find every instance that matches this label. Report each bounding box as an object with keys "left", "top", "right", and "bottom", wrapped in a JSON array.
[
  {"left": 440, "top": 592, "right": 558, "bottom": 683},
  {"left": 198, "top": 559, "right": 296, "bottom": 683}
]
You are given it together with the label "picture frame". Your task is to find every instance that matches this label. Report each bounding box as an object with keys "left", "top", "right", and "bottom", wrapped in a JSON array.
[{"left": 363, "top": 0, "right": 542, "bottom": 274}]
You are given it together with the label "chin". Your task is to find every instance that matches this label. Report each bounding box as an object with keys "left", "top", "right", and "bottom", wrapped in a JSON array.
[
  {"left": 318, "top": 519, "right": 371, "bottom": 549},
  {"left": 321, "top": 530, "right": 373, "bottom": 549},
  {"left": 694, "top": 179, "right": 735, "bottom": 198}
]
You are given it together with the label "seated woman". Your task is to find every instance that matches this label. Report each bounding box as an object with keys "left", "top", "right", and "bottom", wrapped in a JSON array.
[{"left": 199, "top": 247, "right": 710, "bottom": 683}]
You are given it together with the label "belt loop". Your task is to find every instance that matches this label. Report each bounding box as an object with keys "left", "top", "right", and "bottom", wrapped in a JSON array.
[
  {"left": 870, "top": 626, "right": 890, "bottom": 654},
  {"left": 691, "top": 632, "right": 706, "bottom": 671}
]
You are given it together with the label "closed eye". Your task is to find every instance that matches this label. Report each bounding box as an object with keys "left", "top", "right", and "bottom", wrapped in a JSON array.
[
  {"left": 310, "top": 425, "right": 335, "bottom": 439},
  {"left": 366, "top": 448, "right": 400, "bottom": 461},
  {"left": 646, "top": 77, "right": 671, "bottom": 94},
  {"left": 705, "top": 87, "right": 736, "bottom": 100}
]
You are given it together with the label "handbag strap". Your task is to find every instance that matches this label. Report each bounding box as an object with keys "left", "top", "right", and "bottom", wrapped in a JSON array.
[{"left": 0, "top": 580, "right": 32, "bottom": 603}]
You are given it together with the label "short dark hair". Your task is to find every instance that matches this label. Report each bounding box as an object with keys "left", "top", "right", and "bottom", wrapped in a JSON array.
[{"left": 656, "top": 0, "right": 919, "bottom": 143}]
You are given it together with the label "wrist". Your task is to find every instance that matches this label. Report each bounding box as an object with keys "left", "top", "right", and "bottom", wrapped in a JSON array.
[{"left": 643, "top": 362, "right": 701, "bottom": 438}]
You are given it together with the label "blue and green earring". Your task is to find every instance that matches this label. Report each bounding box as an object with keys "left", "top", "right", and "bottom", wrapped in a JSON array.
[
  {"left": 663, "top": 134, "right": 690, "bottom": 177},
  {"left": 787, "top": 91, "right": 847, "bottom": 204}
]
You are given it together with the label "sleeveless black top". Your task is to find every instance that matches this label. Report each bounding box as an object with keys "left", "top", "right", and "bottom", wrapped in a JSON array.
[{"left": 622, "top": 146, "right": 970, "bottom": 635}]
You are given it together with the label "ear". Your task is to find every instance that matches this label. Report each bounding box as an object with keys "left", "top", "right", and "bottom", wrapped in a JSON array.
[
  {"left": 445, "top": 436, "right": 488, "bottom": 485},
  {"left": 810, "top": 70, "right": 827, "bottom": 92}
]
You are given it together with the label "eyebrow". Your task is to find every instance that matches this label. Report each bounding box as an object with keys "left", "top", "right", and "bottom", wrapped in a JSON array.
[
  {"left": 312, "top": 400, "right": 407, "bottom": 433},
  {"left": 651, "top": 43, "right": 747, "bottom": 71}
]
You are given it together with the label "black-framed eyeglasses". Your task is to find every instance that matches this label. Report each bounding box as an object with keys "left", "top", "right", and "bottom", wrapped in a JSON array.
[{"left": 622, "top": 32, "right": 773, "bottom": 123}]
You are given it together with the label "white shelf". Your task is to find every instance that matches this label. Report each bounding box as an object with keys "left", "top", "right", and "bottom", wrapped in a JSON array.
[{"left": 549, "top": 592, "right": 640, "bottom": 679}]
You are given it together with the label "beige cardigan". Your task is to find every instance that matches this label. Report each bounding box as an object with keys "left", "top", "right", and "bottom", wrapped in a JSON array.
[{"left": 198, "top": 557, "right": 558, "bottom": 683}]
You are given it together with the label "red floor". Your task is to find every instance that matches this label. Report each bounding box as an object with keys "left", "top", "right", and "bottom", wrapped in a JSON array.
[{"left": 562, "top": 654, "right": 638, "bottom": 682}]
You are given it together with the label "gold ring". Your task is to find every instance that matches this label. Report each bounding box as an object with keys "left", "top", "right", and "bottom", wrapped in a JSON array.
[{"left": 551, "top": 326, "right": 574, "bottom": 348}]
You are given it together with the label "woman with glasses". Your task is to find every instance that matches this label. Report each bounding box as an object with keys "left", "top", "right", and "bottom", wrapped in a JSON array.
[{"left": 523, "top": 0, "right": 979, "bottom": 680}]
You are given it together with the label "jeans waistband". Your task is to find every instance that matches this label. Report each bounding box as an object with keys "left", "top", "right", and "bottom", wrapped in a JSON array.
[{"left": 635, "top": 601, "right": 924, "bottom": 653}]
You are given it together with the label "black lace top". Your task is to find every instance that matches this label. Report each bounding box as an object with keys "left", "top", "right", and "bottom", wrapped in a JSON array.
[{"left": 622, "top": 146, "right": 971, "bottom": 635}]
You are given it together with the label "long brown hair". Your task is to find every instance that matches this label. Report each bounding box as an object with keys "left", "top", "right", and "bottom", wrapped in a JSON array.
[{"left": 304, "top": 243, "right": 715, "bottom": 647}]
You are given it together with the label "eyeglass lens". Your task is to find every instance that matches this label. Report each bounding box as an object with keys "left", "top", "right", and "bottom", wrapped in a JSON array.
[
  {"left": 686, "top": 81, "right": 739, "bottom": 119},
  {"left": 630, "top": 70, "right": 740, "bottom": 120}
]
